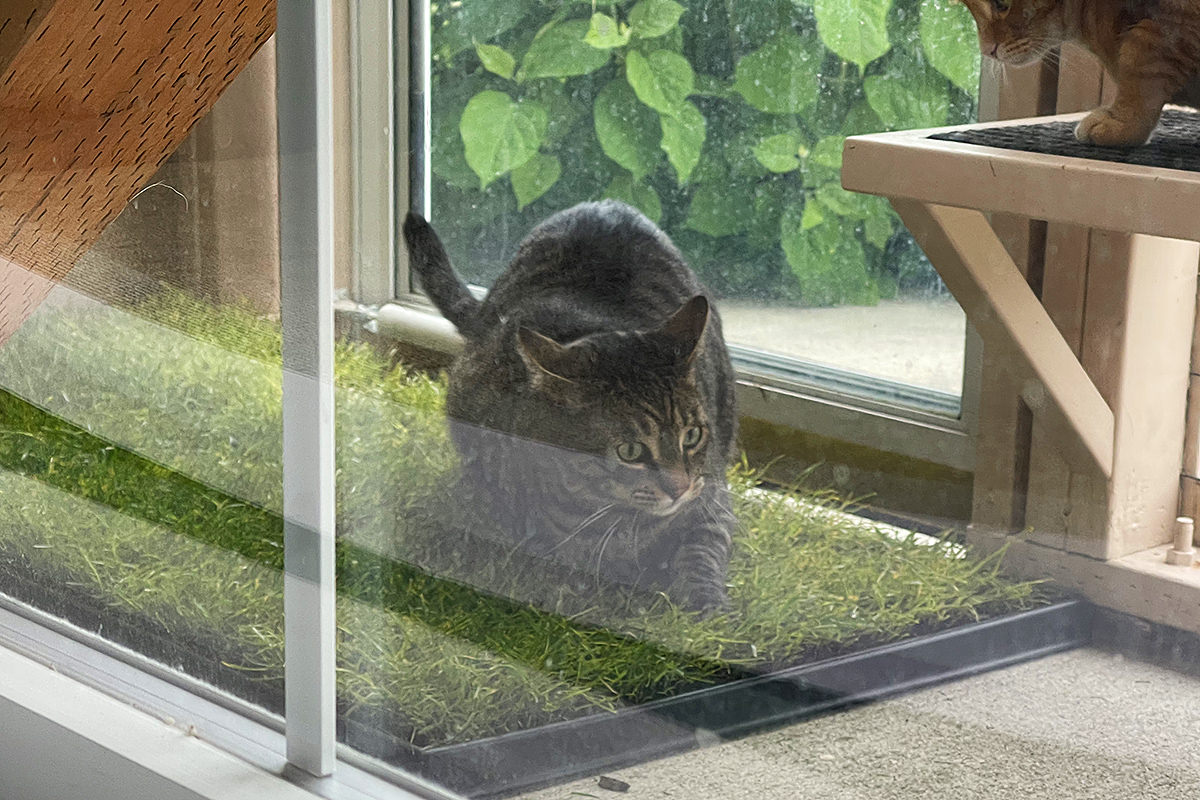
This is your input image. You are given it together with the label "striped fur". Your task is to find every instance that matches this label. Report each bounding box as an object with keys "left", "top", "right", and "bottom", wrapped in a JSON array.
[
  {"left": 403, "top": 202, "right": 738, "bottom": 614},
  {"left": 961, "top": 0, "right": 1200, "bottom": 145}
]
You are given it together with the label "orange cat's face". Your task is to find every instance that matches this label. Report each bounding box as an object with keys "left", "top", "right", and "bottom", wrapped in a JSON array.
[{"left": 960, "top": 0, "right": 1066, "bottom": 65}]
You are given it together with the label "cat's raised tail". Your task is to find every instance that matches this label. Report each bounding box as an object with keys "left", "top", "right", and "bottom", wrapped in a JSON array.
[{"left": 402, "top": 212, "right": 485, "bottom": 339}]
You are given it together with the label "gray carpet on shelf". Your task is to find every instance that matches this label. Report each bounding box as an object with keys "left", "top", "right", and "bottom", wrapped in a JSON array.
[{"left": 929, "top": 108, "right": 1200, "bottom": 172}]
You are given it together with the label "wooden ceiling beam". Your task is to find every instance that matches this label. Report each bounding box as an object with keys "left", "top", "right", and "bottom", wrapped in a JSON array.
[{"left": 0, "top": 0, "right": 275, "bottom": 282}]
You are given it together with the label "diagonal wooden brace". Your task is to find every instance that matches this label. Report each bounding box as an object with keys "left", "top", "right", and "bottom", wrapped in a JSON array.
[{"left": 892, "top": 199, "right": 1114, "bottom": 480}]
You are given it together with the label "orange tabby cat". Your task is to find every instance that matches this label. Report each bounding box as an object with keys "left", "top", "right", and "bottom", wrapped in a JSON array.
[{"left": 961, "top": 0, "right": 1200, "bottom": 146}]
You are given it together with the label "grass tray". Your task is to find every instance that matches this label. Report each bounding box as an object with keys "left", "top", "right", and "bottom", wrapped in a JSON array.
[{"left": 0, "top": 289, "right": 1078, "bottom": 796}]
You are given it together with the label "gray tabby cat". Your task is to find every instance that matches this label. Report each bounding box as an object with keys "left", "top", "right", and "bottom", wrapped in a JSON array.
[{"left": 402, "top": 200, "right": 738, "bottom": 614}]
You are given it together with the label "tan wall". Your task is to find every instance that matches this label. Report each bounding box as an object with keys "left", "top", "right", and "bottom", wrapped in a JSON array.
[
  {"left": 72, "top": 12, "right": 356, "bottom": 317},
  {"left": 73, "top": 39, "right": 282, "bottom": 314}
]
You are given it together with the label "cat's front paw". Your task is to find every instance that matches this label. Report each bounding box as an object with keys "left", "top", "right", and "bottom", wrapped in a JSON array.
[{"left": 1074, "top": 107, "right": 1154, "bottom": 147}]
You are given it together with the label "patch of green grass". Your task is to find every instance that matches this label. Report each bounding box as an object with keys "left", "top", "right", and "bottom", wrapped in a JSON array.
[{"left": 0, "top": 290, "right": 1047, "bottom": 747}]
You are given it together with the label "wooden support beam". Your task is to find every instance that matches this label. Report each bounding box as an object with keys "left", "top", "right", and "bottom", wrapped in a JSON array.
[
  {"left": 1096, "top": 233, "right": 1198, "bottom": 558},
  {"left": 1023, "top": 42, "right": 1108, "bottom": 549},
  {"left": 892, "top": 200, "right": 1115, "bottom": 480},
  {"left": 970, "top": 58, "right": 1058, "bottom": 533},
  {"left": 970, "top": 213, "right": 1040, "bottom": 531}
]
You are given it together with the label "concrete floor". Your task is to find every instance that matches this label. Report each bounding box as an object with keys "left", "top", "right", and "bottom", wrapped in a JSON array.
[{"left": 518, "top": 648, "right": 1200, "bottom": 800}]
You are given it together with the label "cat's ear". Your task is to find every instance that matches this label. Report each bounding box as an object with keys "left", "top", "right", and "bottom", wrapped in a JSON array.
[
  {"left": 516, "top": 327, "right": 586, "bottom": 388},
  {"left": 657, "top": 295, "right": 709, "bottom": 364}
]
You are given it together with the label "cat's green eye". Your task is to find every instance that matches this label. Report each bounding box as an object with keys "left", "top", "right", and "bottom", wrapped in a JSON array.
[
  {"left": 617, "top": 442, "right": 647, "bottom": 463},
  {"left": 682, "top": 426, "right": 703, "bottom": 448}
]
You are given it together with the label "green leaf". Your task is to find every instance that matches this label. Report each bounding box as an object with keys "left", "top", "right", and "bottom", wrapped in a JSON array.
[
  {"left": 725, "top": 117, "right": 796, "bottom": 179},
  {"left": 814, "top": 183, "right": 886, "bottom": 220},
  {"left": 686, "top": 182, "right": 753, "bottom": 237},
  {"left": 584, "top": 13, "right": 632, "bottom": 49},
  {"left": 920, "top": 0, "right": 981, "bottom": 95},
  {"left": 733, "top": 32, "right": 823, "bottom": 114},
  {"left": 842, "top": 99, "right": 886, "bottom": 136},
  {"left": 436, "top": 0, "right": 529, "bottom": 56},
  {"left": 524, "top": 80, "right": 583, "bottom": 146},
  {"left": 753, "top": 131, "right": 806, "bottom": 173},
  {"left": 693, "top": 73, "right": 731, "bottom": 98},
  {"left": 813, "top": 0, "right": 892, "bottom": 69},
  {"left": 688, "top": 143, "right": 731, "bottom": 186},
  {"left": 781, "top": 209, "right": 877, "bottom": 306},
  {"left": 659, "top": 101, "right": 706, "bottom": 184},
  {"left": 809, "top": 136, "right": 846, "bottom": 170},
  {"left": 510, "top": 153, "right": 561, "bottom": 209},
  {"left": 459, "top": 91, "right": 547, "bottom": 188},
  {"left": 864, "top": 210, "right": 895, "bottom": 248},
  {"left": 593, "top": 80, "right": 661, "bottom": 180},
  {"left": 863, "top": 56, "right": 950, "bottom": 130},
  {"left": 625, "top": 50, "right": 694, "bottom": 115},
  {"left": 747, "top": 179, "right": 787, "bottom": 250},
  {"left": 522, "top": 20, "right": 611, "bottom": 79},
  {"left": 603, "top": 173, "right": 663, "bottom": 222},
  {"left": 474, "top": 42, "right": 516, "bottom": 80},
  {"left": 799, "top": 135, "right": 845, "bottom": 185},
  {"left": 432, "top": 99, "right": 481, "bottom": 190},
  {"left": 801, "top": 200, "right": 825, "bottom": 231},
  {"left": 629, "top": 0, "right": 685, "bottom": 38}
]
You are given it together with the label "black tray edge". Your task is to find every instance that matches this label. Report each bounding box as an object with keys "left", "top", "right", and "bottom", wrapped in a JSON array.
[{"left": 415, "top": 599, "right": 1093, "bottom": 798}]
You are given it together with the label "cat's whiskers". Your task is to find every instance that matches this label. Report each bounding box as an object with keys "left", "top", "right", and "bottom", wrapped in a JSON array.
[
  {"left": 699, "top": 488, "right": 730, "bottom": 523},
  {"left": 985, "top": 55, "right": 1005, "bottom": 85},
  {"left": 541, "top": 502, "right": 615, "bottom": 555},
  {"left": 592, "top": 518, "right": 622, "bottom": 584},
  {"left": 628, "top": 510, "right": 642, "bottom": 564},
  {"left": 695, "top": 494, "right": 719, "bottom": 529},
  {"left": 1023, "top": 36, "right": 1061, "bottom": 65}
]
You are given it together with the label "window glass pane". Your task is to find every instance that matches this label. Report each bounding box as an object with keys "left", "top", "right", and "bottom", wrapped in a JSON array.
[
  {"left": 427, "top": 0, "right": 973, "bottom": 406},
  {"left": 0, "top": 37, "right": 285, "bottom": 719},
  {"left": 8, "top": 2, "right": 1200, "bottom": 797},
  {"left": 329, "top": 2, "right": 1102, "bottom": 796}
]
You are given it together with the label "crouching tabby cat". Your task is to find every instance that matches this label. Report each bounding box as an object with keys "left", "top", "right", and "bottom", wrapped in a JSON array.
[
  {"left": 962, "top": 0, "right": 1200, "bottom": 146},
  {"left": 403, "top": 201, "right": 737, "bottom": 614}
]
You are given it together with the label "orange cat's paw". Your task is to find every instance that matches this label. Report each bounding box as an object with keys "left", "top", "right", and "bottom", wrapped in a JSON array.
[{"left": 1074, "top": 107, "right": 1154, "bottom": 147}]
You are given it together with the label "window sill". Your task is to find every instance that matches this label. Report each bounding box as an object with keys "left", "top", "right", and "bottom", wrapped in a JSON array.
[
  {"left": 0, "top": 600, "right": 457, "bottom": 800},
  {"left": 337, "top": 297, "right": 975, "bottom": 475},
  {"left": 0, "top": 644, "right": 313, "bottom": 800}
]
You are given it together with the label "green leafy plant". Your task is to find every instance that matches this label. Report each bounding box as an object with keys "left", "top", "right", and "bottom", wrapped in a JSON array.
[{"left": 429, "top": 0, "right": 979, "bottom": 304}]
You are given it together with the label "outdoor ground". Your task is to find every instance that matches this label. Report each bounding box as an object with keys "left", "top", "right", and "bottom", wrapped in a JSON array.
[
  {"left": 520, "top": 647, "right": 1200, "bottom": 799},
  {"left": 719, "top": 296, "right": 966, "bottom": 395}
]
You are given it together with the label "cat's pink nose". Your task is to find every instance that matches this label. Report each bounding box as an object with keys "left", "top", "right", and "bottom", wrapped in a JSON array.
[{"left": 661, "top": 471, "right": 691, "bottom": 501}]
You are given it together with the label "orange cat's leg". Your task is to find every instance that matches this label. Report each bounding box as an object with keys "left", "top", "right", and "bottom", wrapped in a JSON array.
[{"left": 1075, "top": 20, "right": 1185, "bottom": 146}]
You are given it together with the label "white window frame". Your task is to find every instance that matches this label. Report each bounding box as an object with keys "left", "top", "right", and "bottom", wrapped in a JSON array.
[{"left": 277, "top": 0, "right": 339, "bottom": 778}]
